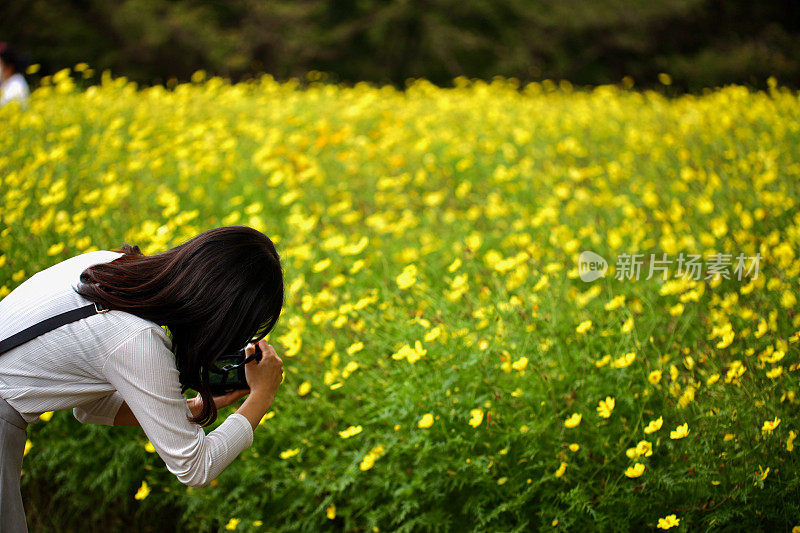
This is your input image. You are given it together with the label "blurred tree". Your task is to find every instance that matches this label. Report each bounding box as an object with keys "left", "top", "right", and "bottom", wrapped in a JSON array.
[{"left": 1, "top": 0, "right": 798, "bottom": 90}]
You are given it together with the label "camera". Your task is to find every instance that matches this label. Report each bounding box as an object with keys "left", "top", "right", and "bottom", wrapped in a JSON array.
[{"left": 205, "top": 343, "right": 263, "bottom": 394}]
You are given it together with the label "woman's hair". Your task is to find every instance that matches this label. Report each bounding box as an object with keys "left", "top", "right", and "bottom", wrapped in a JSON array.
[
  {"left": 0, "top": 47, "right": 24, "bottom": 73},
  {"left": 76, "top": 226, "right": 284, "bottom": 426}
]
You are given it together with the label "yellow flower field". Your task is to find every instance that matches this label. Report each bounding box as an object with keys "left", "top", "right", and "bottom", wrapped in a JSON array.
[{"left": 2, "top": 69, "right": 799, "bottom": 531}]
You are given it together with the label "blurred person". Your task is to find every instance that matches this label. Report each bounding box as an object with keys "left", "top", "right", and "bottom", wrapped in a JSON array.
[
  {"left": 0, "top": 226, "right": 285, "bottom": 532},
  {"left": 0, "top": 45, "right": 30, "bottom": 107}
]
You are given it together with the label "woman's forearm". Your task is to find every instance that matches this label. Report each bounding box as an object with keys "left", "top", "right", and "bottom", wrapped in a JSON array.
[
  {"left": 113, "top": 401, "right": 140, "bottom": 426},
  {"left": 114, "top": 393, "right": 265, "bottom": 428},
  {"left": 236, "top": 390, "right": 272, "bottom": 430},
  {"left": 114, "top": 399, "right": 198, "bottom": 426}
]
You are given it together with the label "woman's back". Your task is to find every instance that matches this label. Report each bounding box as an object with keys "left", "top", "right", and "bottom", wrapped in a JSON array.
[{"left": 0, "top": 250, "right": 167, "bottom": 424}]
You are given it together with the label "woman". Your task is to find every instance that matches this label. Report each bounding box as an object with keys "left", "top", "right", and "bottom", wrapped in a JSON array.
[
  {"left": 0, "top": 45, "right": 30, "bottom": 107},
  {"left": 0, "top": 226, "right": 285, "bottom": 532}
]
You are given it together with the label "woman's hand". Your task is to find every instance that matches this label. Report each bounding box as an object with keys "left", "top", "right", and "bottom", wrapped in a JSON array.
[
  {"left": 243, "top": 341, "right": 284, "bottom": 398},
  {"left": 187, "top": 388, "right": 250, "bottom": 418},
  {"left": 235, "top": 340, "right": 284, "bottom": 430}
]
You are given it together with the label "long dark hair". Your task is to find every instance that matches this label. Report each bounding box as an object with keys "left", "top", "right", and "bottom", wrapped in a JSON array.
[{"left": 76, "top": 226, "right": 284, "bottom": 426}]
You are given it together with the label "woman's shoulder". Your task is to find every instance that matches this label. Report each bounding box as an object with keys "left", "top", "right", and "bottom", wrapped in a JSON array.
[{"left": 108, "top": 311, "right": 173, "bottom": 351}]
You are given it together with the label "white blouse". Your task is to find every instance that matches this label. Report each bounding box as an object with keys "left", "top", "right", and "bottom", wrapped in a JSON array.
[
  {"left": 0, "top": 250, "right": 253, "bottom": 487},
  {"left": 0, "top": 73, "right": 30, "bottom": 106}
]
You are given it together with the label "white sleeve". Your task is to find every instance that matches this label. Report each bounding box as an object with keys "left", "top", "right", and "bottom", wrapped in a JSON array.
[
  {"left": 73, "top": 391, "right": 126, "bottom": 425},
  {"left": 102, "top": 327, "right": 254, "bottom": 488},
  {"left": 0, "top": 78, "right": 28, "bottom": 106}
]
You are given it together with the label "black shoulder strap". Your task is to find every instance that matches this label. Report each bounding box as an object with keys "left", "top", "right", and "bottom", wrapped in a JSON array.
[{"left": 0, "top": 303, "right": 108, "bottom": 356}]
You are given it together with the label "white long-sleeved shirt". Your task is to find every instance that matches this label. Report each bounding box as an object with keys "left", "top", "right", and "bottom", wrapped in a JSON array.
[
  {"left": 0, "top": 250, "right": 253, "bottom": 487},
  {"left": 0, "top": 72, "right": 30, "bottom": 106}
]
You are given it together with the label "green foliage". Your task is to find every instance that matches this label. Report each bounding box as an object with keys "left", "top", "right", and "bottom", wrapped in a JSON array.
[
  {"left": 2, "top": 0, "right": 799, "bottom": 90},
  {"left": 1, "top": 75, "right": 799, "bottom": 530}
]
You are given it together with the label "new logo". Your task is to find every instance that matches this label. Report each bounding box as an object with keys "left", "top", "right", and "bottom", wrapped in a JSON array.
[{"left": 579, "top": 251, "right": 608, "bottom": 282}]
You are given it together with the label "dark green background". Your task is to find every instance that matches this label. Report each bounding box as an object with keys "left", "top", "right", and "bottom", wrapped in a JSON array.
[{"left": 3, "top": 0, "right": 800, "bottom": 91}]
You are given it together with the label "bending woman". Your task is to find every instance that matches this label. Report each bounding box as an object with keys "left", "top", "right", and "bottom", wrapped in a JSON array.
[{"left": 0, "top": 226, "right": 285, "bottom": 532}]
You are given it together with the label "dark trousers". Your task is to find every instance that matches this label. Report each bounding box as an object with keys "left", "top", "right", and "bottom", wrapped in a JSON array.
[{"left": 0, "top": 396, "right": 28, "bottom": 533}]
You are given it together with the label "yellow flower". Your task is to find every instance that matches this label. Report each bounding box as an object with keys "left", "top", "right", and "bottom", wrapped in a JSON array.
[
  {"left": 424, "top": 327, "right": 442, "bottom": 342},
  {"left": 755, "top": 465, "right": 770, "bottom": 487},
  {"left": 396, "top": 264, "right": 418, "bottom": 289},
  {"left": 225, "top": 518, "right": 241, "bottom": 530},
  {"left": 782, "top": 290, "right": 797, "bottom": 309},
  {"left": 277, "top": 328, "right": 302, "bottom": 357},
  {"left": 624, "top": 462, "right": 645, "bottom": 478},
  {"left": 595, "top": 355, "right": 611, "bottom": 368},
  {"left": 576, "top": 320, "right": 592, "bottom": 334},
  {"left": 762, "top": 417, "right": 781, "bottom": 434},
  {"left": 635, "top": 440, "right": 653, "bottom": 457},
  {"left": 144, "top": 441, "right": 156, "bottom": 453},
  {"left": 409, "top": 341, "right": 427, "bottom": 363},
  {"left": 312, "top": 258, "right": 331, "bottom": 272},
  {"left": 360, "top": 454, "right": 376, "bottom": 471},
  {"left": 611, "top": 351, "right": 636, "bottom": 368},
  {"left": 670, "top": 423, "right": 690, "bottom": 439},
  {"left": 280, "top": 448, "right": 300, "bottom": 459},
  {"left": 657, "top": 514, "right": 680, "bottom": 529},
  {"left": 762, "top": 350, "right": 785, "bottom": 364},
  {"left": 716, "top": 330, "right": 735, "bottom": 349},
  {"left": 338, "top": 425, "right": 363, "bottom": 439},
  {"left": 350, "top": 259, "right": 365, "bottom": 274},
  {"left": 342, "top": 361, "right": 360, "bottom": 377},
  {"left": 621, "top": 317, "right": 634, "bottom": 333},
  {"left": 298, "top": 381, "right": 311, "bottom": 396},
  {"left": 755, "top": 319, "right": 768, "bottom": 339},
  {"left": 134, "top": 481, "right": 151, "bottom": 500},
  {"left": 569, "top": 443, "right": 580, "bottom": 452},
  {"left": 39, "top": 411, "right": 54, "bottom": 422},
  {"left": 605, "top": 295, "right": 625, "bottom": 311},
  {"left": 564, "top": 413, "right": 582, "bottom": 428},
  {"left": 359, "top": 445, "right": 385, "bottom": 471},
  {"left": 392, "top": 344, "right": 415, "bottom": 360},
  {"left": 669, "top": 303, "right": 684, "bottom": 316},
  {"left": 326, "top": 504, "right": 336, "bottom": 519},
  {"left": 465, "top": 233, "right": 482, "bottom": 251},
  {"left": 555, "top": 462, "right": 567, "bottom": 478},
  {"left": 392, "top": 342, "right": 426, "bottom": 364},
  {"left": 418, "top": 413, "right": 434, "bottom": 428},
  {"left": 766, "top": 366, "right": 783, "bottom": 379},
  {"left": 511, "top": 356, "right": 528, "bottom": 371},
  {"left": 347, "top": 342, "right": 364, "bottom": 355},
  {"left": 468, "top": 408, "right": 484, "bottom": 428},
  {"left": 787, "top": 430, "right": 796, "bottom": 452},
  {"left": 644, "top": 416, "right": 663, "bottom": 434},
  {"left": 24, "top": 440, "right": 33, "bottom": 456},
  {"left": 648, "top": 370, "right": 662, "bottom": 385},
  {"left": 47, "top": 242, "right": 65, "bottom": 256},
  {"left": 596, "top": 396, "right": 615, "bottom": 418}
]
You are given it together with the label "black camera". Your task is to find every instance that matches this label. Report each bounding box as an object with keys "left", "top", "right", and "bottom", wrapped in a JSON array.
[{"left": 204, "top": 344, "right": 263, "bottom": 395}]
